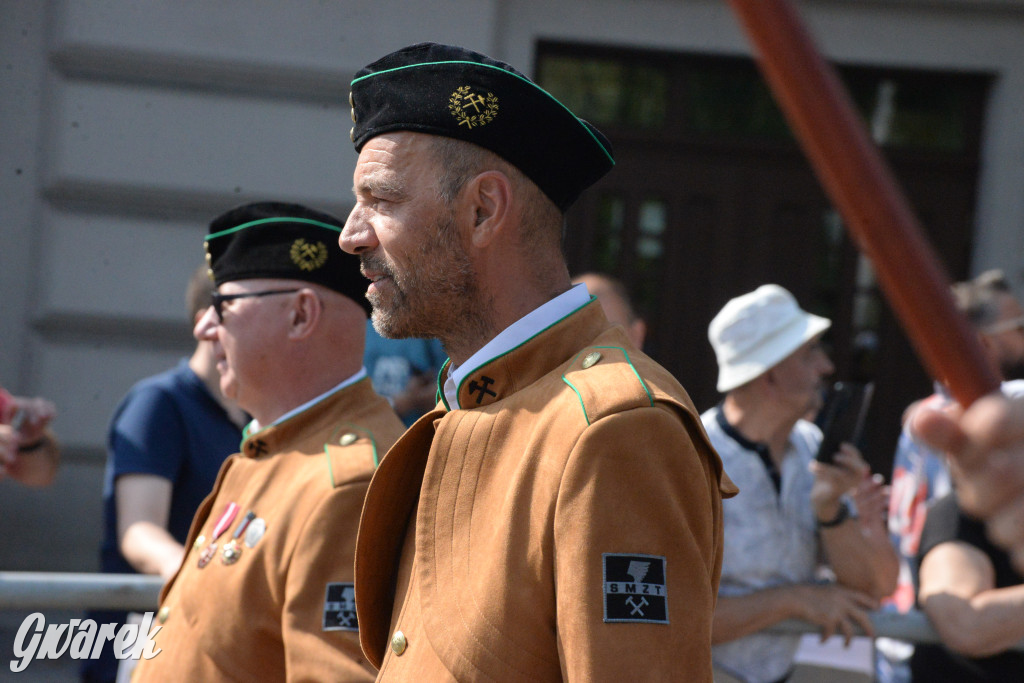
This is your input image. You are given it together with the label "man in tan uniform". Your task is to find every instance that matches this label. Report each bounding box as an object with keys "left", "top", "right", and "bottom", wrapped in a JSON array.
[
  {"left": 133, "top": 202, "right": 405, "bottom": 682},
  {"left": 341, "top": 42, "right": 737, "bottom": 681}
]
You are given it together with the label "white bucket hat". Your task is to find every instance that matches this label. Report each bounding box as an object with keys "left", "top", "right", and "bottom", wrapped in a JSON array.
[{"left": 708, "top": 284, "right": 832, "bottom": 393}]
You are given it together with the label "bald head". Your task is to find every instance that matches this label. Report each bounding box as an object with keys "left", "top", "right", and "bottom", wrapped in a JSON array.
[{"left": 573, "top": 272, "right": 646, "bottom": 348}]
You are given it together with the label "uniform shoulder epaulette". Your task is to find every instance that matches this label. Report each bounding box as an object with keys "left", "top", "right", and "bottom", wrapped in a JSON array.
[
  {"left": 561, "top": 345, "right": 671, "bottom": 426},
  {"left": 322, "top": 424, "right": 381, "bottom": 488}
]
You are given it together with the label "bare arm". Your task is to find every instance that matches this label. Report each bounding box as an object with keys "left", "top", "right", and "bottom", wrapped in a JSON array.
[
  {"left": 116, "top": 474, "right": 184, "bottom": 580},
  {"left": 714, "top": 583, "right": 877, "bottom": 645},
  {"left": 913, "top": 392, "right": 1024, "bottom": 572},
  {"left": 0, "top": 426, "right": 60, "bottom": 487},
  {"left": 919, "top": 540, "right": 1024, "bottom": 657},
  {"left": 813, "top": 445, "right": 899, "bottom": 598}
]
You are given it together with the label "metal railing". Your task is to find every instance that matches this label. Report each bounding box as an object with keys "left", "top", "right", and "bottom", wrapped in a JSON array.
[
  {"left": 0, "top": 572, "right": 162, "bottom": 611},
  {"left": 1, "top": 571, "right": 1022, "bottom": 652}
]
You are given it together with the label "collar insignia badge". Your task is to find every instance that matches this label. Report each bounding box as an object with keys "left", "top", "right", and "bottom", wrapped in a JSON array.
[{"left": 468, "top": 375, "right": 497, "bottom": 404}]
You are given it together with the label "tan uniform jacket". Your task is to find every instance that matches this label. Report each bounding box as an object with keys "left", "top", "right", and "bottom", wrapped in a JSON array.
[
  {"left": 134, "top": 378, "right": 405, "bottom": 682},
  {"left": 355, "top": 301, "right": 738, "bottom": 682}
]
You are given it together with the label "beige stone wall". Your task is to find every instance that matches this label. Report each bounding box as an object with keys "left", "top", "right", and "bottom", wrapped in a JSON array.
[{"left": 2, "top": 0, "right": 1023, "bottom": 579}]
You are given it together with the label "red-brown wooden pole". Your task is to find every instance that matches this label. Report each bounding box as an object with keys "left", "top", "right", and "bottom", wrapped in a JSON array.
[{"left": 726, "top": 0, "right": 1000, "bottom": 406}]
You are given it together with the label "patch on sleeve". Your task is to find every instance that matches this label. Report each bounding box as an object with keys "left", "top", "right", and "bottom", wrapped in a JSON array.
[
  {"left": 602, "top": 553, "right": 669, "bottom": 624},
  {"left": 323, "top": 582, "right": 358, "bottom": 631}
]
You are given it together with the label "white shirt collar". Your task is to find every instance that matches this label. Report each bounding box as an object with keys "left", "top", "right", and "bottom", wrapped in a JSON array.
[
  {"left": 443, "top": 284, "right": 591, "bottom": 409},
  {"left": 247, "top": 367, "right": 368, "bottom": 433}
]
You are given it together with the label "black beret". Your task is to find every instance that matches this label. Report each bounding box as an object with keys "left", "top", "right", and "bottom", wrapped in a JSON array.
[
  {"left": 204, "top": 201, "right": 371, "bottom": 316},
  {"left": 349, "top": 42, "right": 615, "bottom": 211}
]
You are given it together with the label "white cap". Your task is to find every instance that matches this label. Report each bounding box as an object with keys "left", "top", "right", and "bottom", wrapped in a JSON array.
[{"left": 708, "top": 284, "right": 832, "bottom": 393}]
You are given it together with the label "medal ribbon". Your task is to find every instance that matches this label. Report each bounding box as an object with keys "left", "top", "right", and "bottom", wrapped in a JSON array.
[
  {"left": 233, "top": 511, "right": 256, "bottom": 539},
  {"left": 211, "top": 502, "right": 240, "bottom": 542}
]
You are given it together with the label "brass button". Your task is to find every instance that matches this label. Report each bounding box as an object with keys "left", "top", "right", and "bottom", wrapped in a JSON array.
[
  {"left": 157, "top": 606, "right": 170, "bottom": 624},
  {"left": 350, "top": 127, "right": 355, "bottom": 142},
  {"left": 349, "top": 91, "right": 354, "bottom": 108},
  {"left": 339, "top": 432, "right": 358, "bottom": 446},
  {"left": 390, "top": 630, "right": 407, "bottom": 655},
  {"left": 192, "top": 535, "right": 206, "bottom": 551},
  {"left": 582, "top": 351, "right": 602, "bottom": 369},
  {"left": 351, "top": 107, "right": 357, "bottom": 123}
]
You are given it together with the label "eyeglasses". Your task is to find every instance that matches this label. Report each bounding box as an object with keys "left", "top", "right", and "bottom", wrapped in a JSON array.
[
  {"left": 981, "top": 315, "right": 1024, "bottom": 336},
  {"left": 211, "top": 288, "right": 301, "bottom": 322}
]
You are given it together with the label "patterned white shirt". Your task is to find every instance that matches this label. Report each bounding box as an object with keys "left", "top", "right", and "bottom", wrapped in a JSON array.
[{"left": 703, "top": 404, "right": 823, "bottom": 683}]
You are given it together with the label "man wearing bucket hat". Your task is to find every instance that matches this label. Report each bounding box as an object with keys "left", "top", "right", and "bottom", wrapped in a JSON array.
[
  {"left": 341, "top": 42, "right": 736, "bottom": 681},
  {"left": 701, "top": 284, "right": 897, "bottom": 683},
  {"left": 133, "top": 202, "right": 405, "bottom": 682}
]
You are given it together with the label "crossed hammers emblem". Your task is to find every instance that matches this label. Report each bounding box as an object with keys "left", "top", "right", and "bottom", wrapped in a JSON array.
[{"left": 625, "top": 596, "right": 649, "bottom": 616}]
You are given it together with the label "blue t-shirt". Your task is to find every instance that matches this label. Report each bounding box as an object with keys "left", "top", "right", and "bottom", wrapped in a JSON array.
[
  {"left": 363, "top": 320, "right": 447, "bottom": 425},
  {"left": 83, "top": 359, "right": 242, "bottom": 683},
  {"left": 99, "top": 359, "right": 242, "bottom": 573}
]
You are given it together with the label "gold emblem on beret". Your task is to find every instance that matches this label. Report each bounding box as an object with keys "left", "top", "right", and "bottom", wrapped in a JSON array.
[
  {"left": 290, "top": 238, "right": 328, "bottom": 271},
  {"left": 449, "top": 86, "right": 498, "bottom": 129}
]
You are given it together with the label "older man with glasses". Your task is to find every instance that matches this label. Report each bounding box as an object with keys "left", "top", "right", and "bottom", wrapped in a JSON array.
[{"left": 132, "top": 201, "right": 405, "bottom": 682}]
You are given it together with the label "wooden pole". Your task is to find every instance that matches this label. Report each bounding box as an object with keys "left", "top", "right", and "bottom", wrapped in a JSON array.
[{"left": 725, "top": 0, "right": 1000, "bottom": 406}]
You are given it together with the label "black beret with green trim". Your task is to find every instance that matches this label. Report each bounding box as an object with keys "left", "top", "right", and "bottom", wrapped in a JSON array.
[
  {"left": 204, "top": 201, "right": 371, "bottom": 316},
  {"left": 349, "top": 42, "right": 615, "bottom": 211}
]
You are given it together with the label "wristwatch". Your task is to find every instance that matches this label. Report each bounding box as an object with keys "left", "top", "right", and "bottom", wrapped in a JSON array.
[{"left": 817, "top": 499, "right": 852, "bottom": 528}]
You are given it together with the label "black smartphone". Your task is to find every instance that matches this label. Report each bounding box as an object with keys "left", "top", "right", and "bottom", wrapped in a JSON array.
[{"left": 814, "top": 381, "right": 874, "bottom": 463}]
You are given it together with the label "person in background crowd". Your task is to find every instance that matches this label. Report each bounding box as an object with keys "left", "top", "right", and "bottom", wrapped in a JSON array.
[
  {"left": 363, "top": 321, "right": 446, "bottom": 426},
  {"left": 0, "top": 389, "right": 58, "bottom": 487},
  {"left": 82, "top": 265, "right": 247, "bottom": 683},
  {"left": 133, "top": 202, "right": 405, "bottom": 681},
  {"left": 702, "top": 284, "right": 897, "bottom": 683},
  {"left": 572, "top": 271, "right": 647, "bottom": 349},
  {"left": 912, "top": 389, "right": 1024, "bottom": 574},
  {"left": 878, "top": 269, "right": 1024, "bottom": 683},
  {"left": 341, "top": 42, "right": 735, "bottom": 681},
  {"left": 911, "top": 467, "right": 1024, "bottom": 681}
]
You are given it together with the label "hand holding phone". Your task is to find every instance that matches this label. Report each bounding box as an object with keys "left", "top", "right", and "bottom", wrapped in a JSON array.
[{"left": 815, "top": 381, "right": 874, "bottom": 463}]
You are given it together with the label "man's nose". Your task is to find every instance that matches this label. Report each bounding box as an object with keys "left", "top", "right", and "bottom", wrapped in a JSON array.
[
  {"left": 194, "top": 306, "right": 219, "bottom": 341},
  {"left": 340, "top": 205, "right": 378, "bottom": 255}
]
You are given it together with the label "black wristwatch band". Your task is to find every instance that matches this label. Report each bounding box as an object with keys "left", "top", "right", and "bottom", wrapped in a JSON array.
[
  {"left": 17, "top": 438, "right": 46, "bottom": 453},
  {"left": 817, "top": 499, "right": 851, "bottom": 528}
]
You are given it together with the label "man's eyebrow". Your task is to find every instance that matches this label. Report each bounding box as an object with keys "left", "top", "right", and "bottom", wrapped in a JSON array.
[{"left": 354, "top": 173, "right": 407, "bottom": 198}]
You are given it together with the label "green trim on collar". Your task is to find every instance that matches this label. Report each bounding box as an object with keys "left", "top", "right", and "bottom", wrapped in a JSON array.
[
  {"left": 452, "top": 296, "right": 598, "bottom": 409},
  {"left": 240, "top": 421, "right": 254, "bottom": 448},
  {"left": 437, "top": 359, "right": 452, "bottom": 411}
]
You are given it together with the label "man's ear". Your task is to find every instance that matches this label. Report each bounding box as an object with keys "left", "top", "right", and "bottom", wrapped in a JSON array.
[
  {"left": 288, "top": 289, "right": 321, "bottom": 340},
  {"left": 464, "top": 170, "right": 513, "bottom": 249}
]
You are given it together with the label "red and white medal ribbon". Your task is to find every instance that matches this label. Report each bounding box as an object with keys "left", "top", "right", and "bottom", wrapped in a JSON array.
[{"left": 211, "top": 502, "right": 240, "bottom": 542}]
